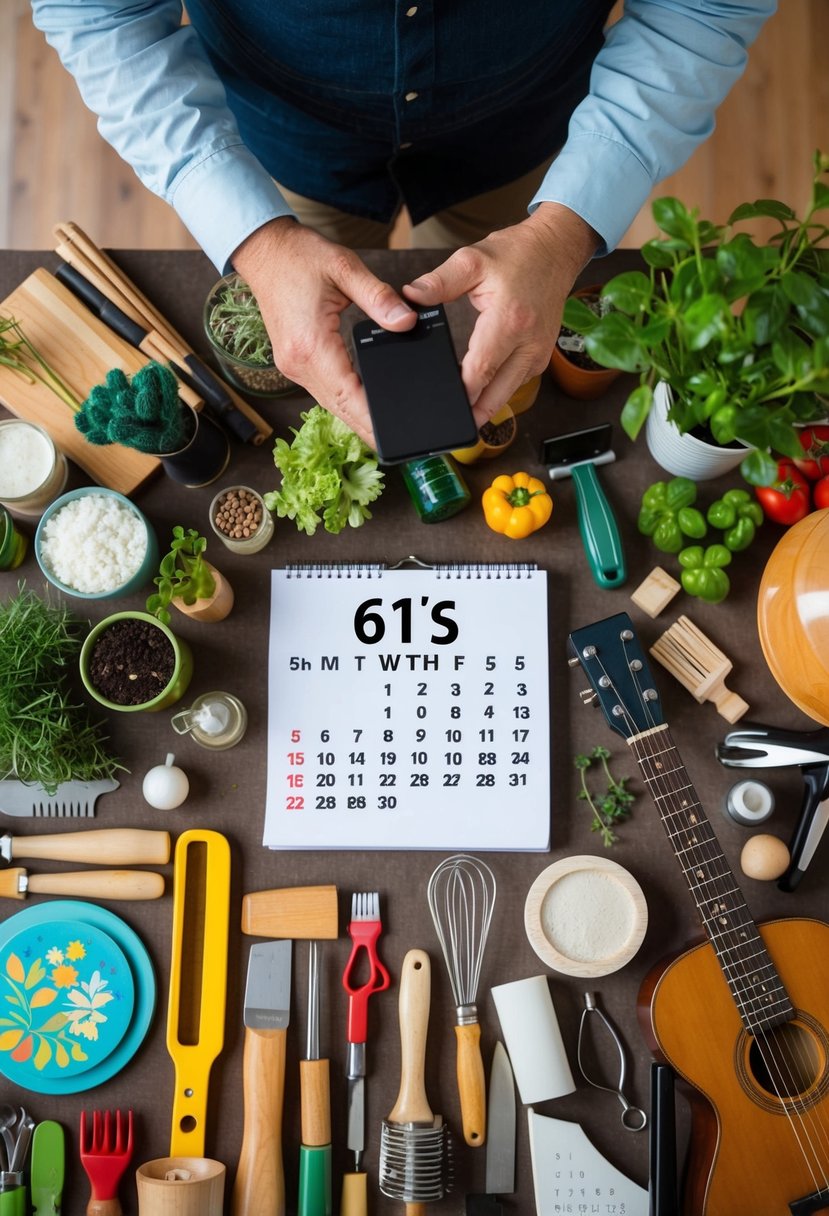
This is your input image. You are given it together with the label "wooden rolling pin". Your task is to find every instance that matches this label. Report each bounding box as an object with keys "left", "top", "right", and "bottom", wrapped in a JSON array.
[
  {"left": 0, "top": 868, "right": 165, "bottom": 900},
  {"left": 0, "top": 827, "right": 171, "bottom": 866}
]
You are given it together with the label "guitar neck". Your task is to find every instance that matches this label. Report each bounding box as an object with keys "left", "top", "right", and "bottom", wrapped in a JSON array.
[{"left": 629, "top": 723, "right": 794, "bottom": 1033}]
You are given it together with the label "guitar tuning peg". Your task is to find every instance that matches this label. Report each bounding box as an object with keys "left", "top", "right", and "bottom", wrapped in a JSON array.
[
  {"left": 567, "top": 655, "right": 581, "bottom": 668},
  {"left": 579, "top": 688, "right": 598, "bottom": 706}
]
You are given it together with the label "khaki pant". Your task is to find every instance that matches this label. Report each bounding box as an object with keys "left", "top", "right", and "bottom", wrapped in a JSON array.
[{"left": 275, "top": 156, "right": 554, "bottom": 250}]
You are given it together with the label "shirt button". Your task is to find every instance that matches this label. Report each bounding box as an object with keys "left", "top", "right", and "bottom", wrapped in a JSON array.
[
  {"left": 406, "top": 5, "right": 418, "bottom": 14},
  {"left": 405, "top": 91, "right": 419, "bottom": 102}
]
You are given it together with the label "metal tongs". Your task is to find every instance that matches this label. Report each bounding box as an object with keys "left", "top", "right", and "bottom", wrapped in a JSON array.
[
  {"left": 0, "top": 1104, "right": 35, "bottom": 1210},
  {"left": 717, "top": 722, "right": 829, "bottom": 891},
  {"left": 576, "top": 993, "right": 647, "bottom": 1132}
]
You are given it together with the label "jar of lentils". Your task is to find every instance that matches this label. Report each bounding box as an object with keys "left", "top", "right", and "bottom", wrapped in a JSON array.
[{"left": 208, "top": 485, "right": 274, "bottom": 554}]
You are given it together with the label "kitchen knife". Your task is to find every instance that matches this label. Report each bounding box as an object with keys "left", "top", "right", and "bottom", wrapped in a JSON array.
[
  {"left": 232, "top": 940, "right": 292, "bottom": 1216},
  {"left": 0, "top": 778, "right": 119, "bottom": 818},
  {"left": 466, "top": 1041, "right": 516, "bottom": 1216},
  {"left": 54, "top": 262, "right": 259, "bottom": 443},
  {"left": 30, "top": 1120, "right": 65, "bottom": 1216},
  {"left": 0, "top": 827, "right": 170, "bottom": 867}
]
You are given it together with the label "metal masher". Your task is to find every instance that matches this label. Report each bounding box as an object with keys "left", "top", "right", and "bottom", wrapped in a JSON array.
[
  {"left": 379, "top": 948, "right": 450, "bottom": 1211},
  {"left": 427, "top": 853, "right": 496, "bottom": 1147}
]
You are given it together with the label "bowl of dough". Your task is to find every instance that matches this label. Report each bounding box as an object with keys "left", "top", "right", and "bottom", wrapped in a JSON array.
[{"left": 35, "top": 486, "right": 159, "bottom": 600}]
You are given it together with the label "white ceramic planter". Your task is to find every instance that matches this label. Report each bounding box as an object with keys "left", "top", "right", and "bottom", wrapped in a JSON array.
[{"left": 646, "top": 381, "right": 750, "bottom": 480}]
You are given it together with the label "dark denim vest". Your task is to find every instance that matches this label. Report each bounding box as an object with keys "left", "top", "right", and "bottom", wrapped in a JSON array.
[{"left": 185, "top": 0, "right": 614, "bottom": 223}]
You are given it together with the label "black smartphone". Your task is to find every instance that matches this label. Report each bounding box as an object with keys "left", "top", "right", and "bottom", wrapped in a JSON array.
[{"left": 353, "top": 304, "right": 478, "bottom": 464}]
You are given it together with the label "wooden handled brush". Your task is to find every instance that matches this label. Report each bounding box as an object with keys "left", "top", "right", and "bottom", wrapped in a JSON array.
[{"left": 650, "top": 615, "right": 749, "bottom": 723}]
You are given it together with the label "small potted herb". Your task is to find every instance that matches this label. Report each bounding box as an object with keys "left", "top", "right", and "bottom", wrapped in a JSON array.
[
  {"left": 550, "top": 285, "right": 622, "bottom": 400},
  {"left": 146, "top": 526, "right": 234, "bottom": 624},
  {"left": 204, "top": 273, "right": 296, "bottom": 397},
  {"left": 75, "top": 361, "right": 230, "bottom": 487}
]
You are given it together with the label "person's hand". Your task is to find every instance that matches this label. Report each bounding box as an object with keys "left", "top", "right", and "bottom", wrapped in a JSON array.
[
  {"left": 402, "top": 203, "right": 601, "bottom": 426},
  {"left": 231, "top": 217, "right": 417, "bottom": 445}
]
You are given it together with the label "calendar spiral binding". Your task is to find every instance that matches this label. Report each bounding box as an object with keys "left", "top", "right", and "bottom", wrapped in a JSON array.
[{"left": 286, "top": 561, "right": 538, "bottom": 579}]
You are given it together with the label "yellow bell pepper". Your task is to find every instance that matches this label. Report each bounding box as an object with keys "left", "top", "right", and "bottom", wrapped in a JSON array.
[{"left": 482, "top": 472, "right": 553, "bottom": 539}]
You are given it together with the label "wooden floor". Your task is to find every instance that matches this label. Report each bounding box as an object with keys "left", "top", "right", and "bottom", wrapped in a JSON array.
[{"left": 2, "top": 0, "right": 827, "bottom": 256}]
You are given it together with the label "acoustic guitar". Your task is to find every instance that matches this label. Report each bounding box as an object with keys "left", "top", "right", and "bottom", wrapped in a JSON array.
[{"left": 570, "top": 612, "right": 829, "bottom": 1216}]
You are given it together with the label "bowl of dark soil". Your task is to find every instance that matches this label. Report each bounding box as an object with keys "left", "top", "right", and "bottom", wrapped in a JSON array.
[
  {"left": 80, "top": 611, "right": 194, "bottom": 713},
  {"left": 452, "top": 404, "right": 517, "bottom": 464}
]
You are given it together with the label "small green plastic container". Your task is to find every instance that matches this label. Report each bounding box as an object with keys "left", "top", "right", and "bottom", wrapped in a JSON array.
[
  {"left": 401, "top": 455, "right": 471, "bottom": 523},
  {"left": 0, "top": 506, "right": 27, "bottom": 570}
]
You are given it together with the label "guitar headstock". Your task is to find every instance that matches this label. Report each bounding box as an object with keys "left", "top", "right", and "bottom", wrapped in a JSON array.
[{"left": 568, "top": 612, "right": 664, "bottom": 740}]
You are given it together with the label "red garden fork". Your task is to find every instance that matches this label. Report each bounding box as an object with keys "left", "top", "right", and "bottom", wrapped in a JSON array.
[{"left": 79, "top": 1109, "right": 134, "bottom": 1216}]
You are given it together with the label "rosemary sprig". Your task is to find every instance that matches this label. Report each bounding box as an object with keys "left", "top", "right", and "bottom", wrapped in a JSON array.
[
  {"left": 574, "top": 744, "right": 636, "bottom": 847},
  {"left": 0, "top": 315, "right": 82, "bottom": 412}
]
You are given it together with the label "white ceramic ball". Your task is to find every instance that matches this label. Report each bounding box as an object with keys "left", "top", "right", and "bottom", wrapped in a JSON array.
[
  {"left": 142, "top": 753, "right": 190, "bottom": 810},
  {"left": 740, "top": 833, "right": 790, "bottom": 882}
]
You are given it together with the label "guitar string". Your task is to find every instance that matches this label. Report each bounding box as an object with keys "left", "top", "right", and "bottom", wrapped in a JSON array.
[
  {"left": 587, "top": 638, "right": 829, "bottom": 1196},
  {"left": 615, "top": 656, "right": 829, "bottom": 1196},
  {"left": 615, "top": 640, "right": 829, "bottom": 1197}
]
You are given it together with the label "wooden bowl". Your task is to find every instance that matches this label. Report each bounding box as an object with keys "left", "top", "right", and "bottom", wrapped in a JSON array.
[
  {"left": 757, "top": 507, "right": 829, "bottom": 725},
  {"left": 524, "top": 855, "right": 648, "bottom": 977}
]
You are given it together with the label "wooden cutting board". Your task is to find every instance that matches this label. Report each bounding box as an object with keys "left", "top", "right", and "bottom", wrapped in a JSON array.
[{"left": 0, "top": 268, "right": 160, "bottom": 494}]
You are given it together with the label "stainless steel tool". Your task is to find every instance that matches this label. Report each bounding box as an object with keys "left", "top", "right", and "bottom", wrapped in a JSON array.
[
  {"left": 232, "top": 940, "right": 292, "bottom": 1216},
  {"left": 0, "top": 778, "right": 120, "bottom": 818},
  {"left": 465, "top": 1041, "right": 516, "bottom": 1216},
  {"left": 717, "top": 722, "right": 829, "bottom": 890},
  {"left": 577, "top": 992, "right": 647, "bottom": 1132},
  {"left": 427, "top": 854, "right": 496, "bottom": 1148},
  {"left": 379, "top": 949, "right": 450, "bottom": 1207}
]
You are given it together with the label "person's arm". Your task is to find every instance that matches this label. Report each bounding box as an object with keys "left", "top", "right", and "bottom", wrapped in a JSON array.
[
  {"left": 405, "top": 0, "right": 777, "bottom": 423},
  {"left": 31, "top": 0, "right": 291, "bottom": 272},
  {"left": 30, "top": 0, "right": 417, "bottom": 444},
  {"left": 531, "top": 0, "right": 778, "bottom": 254}
]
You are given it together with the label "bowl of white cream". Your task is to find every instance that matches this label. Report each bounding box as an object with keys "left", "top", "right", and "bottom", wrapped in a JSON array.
[
  {"left": 34, "top": 486, "right": 159, "bottom": 599},
  {"left": 524, "top": 856, "right": 648, "bottom": 977}
]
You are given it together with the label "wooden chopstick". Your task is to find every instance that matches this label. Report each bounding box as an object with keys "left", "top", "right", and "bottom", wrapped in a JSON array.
[{"left": 53, "top": 221, "right": 272, "bottom": 443}]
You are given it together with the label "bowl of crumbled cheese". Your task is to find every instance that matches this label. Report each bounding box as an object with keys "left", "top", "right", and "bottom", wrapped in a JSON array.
[{"left": 34, "top": 486, "right": 159, "bottom": 599}]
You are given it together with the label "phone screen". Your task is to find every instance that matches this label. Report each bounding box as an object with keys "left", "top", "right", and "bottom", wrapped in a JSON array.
[{"left": 353, "top": 305, "right": 478, "bottom": 464}]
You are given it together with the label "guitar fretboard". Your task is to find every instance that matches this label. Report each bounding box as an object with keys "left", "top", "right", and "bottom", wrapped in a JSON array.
[{"left": 630, "top": 724, "right": 794, "bottom": 1033}]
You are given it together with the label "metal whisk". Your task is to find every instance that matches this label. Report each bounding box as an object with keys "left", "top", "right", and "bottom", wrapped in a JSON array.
[{"left": 427, "top": 853, "right": 496, "bottom": 1147}]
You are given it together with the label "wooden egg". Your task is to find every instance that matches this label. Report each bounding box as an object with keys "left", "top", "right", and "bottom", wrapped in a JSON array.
[{"left": 740, "top": 833, "right": 791, "bottom": 881}]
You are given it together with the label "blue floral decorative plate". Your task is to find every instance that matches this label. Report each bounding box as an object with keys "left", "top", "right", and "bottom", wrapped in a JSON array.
[
  {"left": 0, "top": 901, "right": 155, "bottom": 1094},
  {"left": 0, "top": 920, "right": 135, "bottom": 1081}
]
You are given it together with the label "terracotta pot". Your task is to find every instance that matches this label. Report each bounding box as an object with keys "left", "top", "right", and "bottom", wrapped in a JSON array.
[
  {"left": 757, "top": 508, "right": 829, "bottom": 726},
  {"left": 173, "top": 562, "right": 234, "bottom": 622},
  {"left": 549, "top": 285, "right": 622, "bottom": 400}
]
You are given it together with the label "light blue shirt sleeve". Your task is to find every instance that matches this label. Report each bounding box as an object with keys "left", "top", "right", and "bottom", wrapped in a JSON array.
[
  {"left": 530, "top": 0, "right": 778, "bottom": 254},
  {"left": 30, "top": 0, "right": 294, "bottom": 272}
]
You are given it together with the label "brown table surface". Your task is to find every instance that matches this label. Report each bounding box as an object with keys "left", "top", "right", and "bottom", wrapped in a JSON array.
[{"left": 0, "top": 247, "right": 822, "bottom": 1215}]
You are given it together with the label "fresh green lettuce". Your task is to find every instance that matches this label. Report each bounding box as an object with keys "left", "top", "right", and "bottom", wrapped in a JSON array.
[{"left": 264, "top": 406, "right": 385, "bottom": 535}]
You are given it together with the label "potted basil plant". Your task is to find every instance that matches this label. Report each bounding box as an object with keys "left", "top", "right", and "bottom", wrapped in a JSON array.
[
  {"left": 562, "top": 150, "right": 829, "bottom": 484},
  {"left": 146, "top": 526, "right": 234, "bottom": 624}
]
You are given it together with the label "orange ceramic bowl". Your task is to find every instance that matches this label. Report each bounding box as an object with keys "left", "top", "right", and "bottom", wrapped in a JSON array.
[{"left": 757, "top": 508, "right": 829, "bottom": 725}]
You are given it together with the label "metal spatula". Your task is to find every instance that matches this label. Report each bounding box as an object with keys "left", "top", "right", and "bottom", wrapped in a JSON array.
[{"left": 0, "top": 777, "right": 120, "bottom": 817}]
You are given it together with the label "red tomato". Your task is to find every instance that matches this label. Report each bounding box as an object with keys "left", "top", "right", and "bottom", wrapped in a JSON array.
[
  {"left": 814, "top": 475, "right": 829, "bottom": 511},
  {"left": 794, "top": 425, "right": 829, "bottom": 479},
  {"left": 755, "top": 460, "right": 812, "bottom": 525}
]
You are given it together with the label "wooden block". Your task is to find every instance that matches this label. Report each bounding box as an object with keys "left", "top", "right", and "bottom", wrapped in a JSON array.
[{"left": 630, "top": 566, "right": 681, "bottom": 618}]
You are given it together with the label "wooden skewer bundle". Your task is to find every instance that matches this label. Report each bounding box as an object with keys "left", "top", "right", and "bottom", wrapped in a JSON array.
[{"left": 52, "top": 220, "right": 272, "bottom": 443}]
